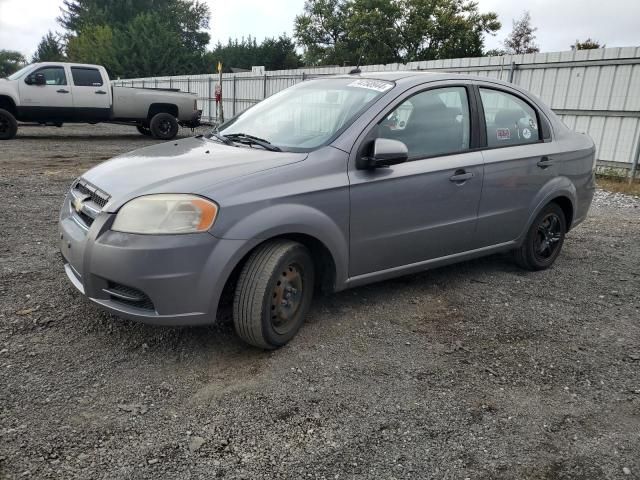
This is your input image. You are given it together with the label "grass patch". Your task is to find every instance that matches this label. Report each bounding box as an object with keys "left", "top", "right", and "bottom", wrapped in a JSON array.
[{"left": 596, "top": 176, "right": 640, "bottom": 196}]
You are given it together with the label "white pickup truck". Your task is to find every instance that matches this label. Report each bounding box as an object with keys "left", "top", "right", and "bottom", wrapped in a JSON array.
[{"left": 0, "top": 62, "right": 201, "bottom": 140}]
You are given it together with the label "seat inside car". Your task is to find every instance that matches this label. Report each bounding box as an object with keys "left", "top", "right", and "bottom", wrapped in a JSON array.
[{"left": 386, "top": 94, "right": 464, "bottom": 157}]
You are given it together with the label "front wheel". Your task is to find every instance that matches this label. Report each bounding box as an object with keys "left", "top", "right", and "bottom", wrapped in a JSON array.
[
  {"left": 0, "top": 108, "right": 18, "bottom": 140},
  {"left": 149, "top": 112, "right": 179, "bottom": 140},
  {"left": 513, "top": 203, "right": 566, "bottom": 271},
  {"left": 233, "top": 240, "right": 315, "bottom": 349}
]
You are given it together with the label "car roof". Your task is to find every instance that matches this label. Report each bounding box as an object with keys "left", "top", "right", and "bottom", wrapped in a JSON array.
[{"left": 330, "top": 70, "right": 515, "bottom": 89}]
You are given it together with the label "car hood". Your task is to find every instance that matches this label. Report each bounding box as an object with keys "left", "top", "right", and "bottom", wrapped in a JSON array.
[{"left": 81, "top": 136, "right": 307, "bottom": 212}]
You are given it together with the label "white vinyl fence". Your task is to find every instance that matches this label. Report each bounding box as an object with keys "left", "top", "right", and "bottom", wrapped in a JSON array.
[{"left": 114, "top": 47, "right": 640, "bottom": 178}]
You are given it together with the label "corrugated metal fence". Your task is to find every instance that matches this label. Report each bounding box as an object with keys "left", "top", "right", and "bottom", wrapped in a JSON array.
[{"left": 114, "top": 46, "right": 640, "bottom": 177}]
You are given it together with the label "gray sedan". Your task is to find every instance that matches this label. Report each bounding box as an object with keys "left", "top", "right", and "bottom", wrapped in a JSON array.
[{"left": 59, "top": 72, "right": 596, "bottom": 349}]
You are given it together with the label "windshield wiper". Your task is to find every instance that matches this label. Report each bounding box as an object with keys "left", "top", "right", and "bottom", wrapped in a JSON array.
[
  {"left": 223, "top": 133, "right": 281, "bottom": 152},
  {"left": 206, "top": 130, "right": 235, "bottom": 146}
]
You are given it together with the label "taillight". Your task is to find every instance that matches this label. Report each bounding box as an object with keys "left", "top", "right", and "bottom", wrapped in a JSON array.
[{"left": 194, "top": 100, "right": 197, "bottom": 111}]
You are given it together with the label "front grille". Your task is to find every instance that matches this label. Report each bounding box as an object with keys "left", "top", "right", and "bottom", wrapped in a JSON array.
[
  {"left": 103, "top": 282, "right": 155, "bottom": 311},
  {"left": 74, "top": 180, "right": 110, "bottom": 208},
  {"left": 70, "top": 179, "right": 111, "bottom": 228}
]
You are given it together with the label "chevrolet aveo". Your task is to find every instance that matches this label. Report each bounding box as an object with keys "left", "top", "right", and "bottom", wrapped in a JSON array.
[{"left": 59, "top": 72, "right": 596, "bottom": 349}]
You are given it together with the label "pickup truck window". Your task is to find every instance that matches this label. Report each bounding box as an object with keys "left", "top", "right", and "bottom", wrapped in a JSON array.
[
  {"left": 71, "top": 67, "right": 104, "bottom": 87},
  {"left": 30, "top": 67, "right": 67, "bottom": 86}
]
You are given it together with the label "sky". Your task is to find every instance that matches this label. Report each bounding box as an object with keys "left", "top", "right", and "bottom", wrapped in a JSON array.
[{"left": 1, "top": 0, "right": 639, "bottom": 60}]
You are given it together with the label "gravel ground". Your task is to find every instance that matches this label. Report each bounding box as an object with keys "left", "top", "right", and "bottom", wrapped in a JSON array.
[{"left": 0, "top": 124, "right": 639, "bottom": 480}]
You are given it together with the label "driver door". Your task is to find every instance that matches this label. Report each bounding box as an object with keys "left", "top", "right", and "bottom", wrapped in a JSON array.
[
  {"left": 18, "top": 65, "right": 73, "bottom": 120},
  {"left": 348, "top": 85, "right": 484, "bottom": 277}
]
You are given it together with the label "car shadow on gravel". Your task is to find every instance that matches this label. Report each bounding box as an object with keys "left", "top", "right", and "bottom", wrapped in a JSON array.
[{"left": 85, "top": 251, "right": 519, "bottom": 355}]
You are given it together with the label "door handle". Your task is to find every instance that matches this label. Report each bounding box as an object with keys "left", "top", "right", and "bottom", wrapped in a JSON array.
[
  {"left": 95, "top": 90, "right": 107, "bottom": 95},
  {"left": 537, "top": 156, "right": 554, "bottom": 169},
  {"left": 57, "top": 89, "right": 69, "bottom": 94},
  {"left": 449, "top": 170, "right": 474, "bottom": 183}
]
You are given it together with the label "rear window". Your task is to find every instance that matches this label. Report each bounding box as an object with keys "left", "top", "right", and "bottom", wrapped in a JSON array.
[
  {"left": 480, "top": 88, "right": 540, "bottom": 148},
  {"left": 71, "top": 67, "right": 103, "bottom": 87}
]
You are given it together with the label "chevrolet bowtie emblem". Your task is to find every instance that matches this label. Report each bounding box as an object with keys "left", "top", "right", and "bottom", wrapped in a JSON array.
[{"left": 73, "top": 195, "right": 89, "bottom": 213}]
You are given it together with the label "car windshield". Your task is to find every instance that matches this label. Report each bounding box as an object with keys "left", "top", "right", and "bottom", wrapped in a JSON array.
[
  {"left": 218, "top": 78, "right": 394, "bottom": 151},
  {"left": 7, "top": 65, "right": 33, "bottom": 80}
]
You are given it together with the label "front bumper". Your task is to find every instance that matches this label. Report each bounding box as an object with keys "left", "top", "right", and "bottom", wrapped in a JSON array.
[{"left": 59, "top": 195, "right": 252, "bottom": 326}]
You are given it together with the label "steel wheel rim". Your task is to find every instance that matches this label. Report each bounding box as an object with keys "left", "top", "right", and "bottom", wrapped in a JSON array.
[
  {"left": 159, "top": 120, "right": 172, "bottom": 135},
  {"left": 534, "top": 213, "right": 562, "bottom": 260},
  {"left": 270, "top": 263, "right": 303, "bottom": 335}
]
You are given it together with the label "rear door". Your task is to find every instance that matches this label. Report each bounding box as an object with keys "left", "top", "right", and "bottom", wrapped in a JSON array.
[
  {"left": 17, "top": 65, "right": 74, "bottom": 120},
  {"left": 475, "top": 85, "right": 558, "bottom": 246},
  {"left": 69, "top": 66, "right": 111, "bottom": 121},
  {"left": 348, "top": 84, "right": 484, "bottom": 276}
]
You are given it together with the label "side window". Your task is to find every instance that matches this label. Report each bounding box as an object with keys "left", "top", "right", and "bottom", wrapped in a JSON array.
[
  {"left": 71, "top": 67, "right": 104, "bottom": 87},
  {"left": 31, "top": 67, "right": 67, "bottom": 86},
  {"left": 479, "top": 88, "right": 540, "bottom": 147},
  {"left": 377, "top": 87, "right": 470, "bottom": 159}
]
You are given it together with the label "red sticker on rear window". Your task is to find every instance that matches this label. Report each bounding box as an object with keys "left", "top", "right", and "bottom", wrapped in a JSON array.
[{"left": 497, "top": 128, "right": 511, "bottom": 141}]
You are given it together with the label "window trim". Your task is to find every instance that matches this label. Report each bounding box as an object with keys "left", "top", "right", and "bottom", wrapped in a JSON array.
[
  {"left": 70, "top": 67, "right": 104, "bottom": 87},
  {"left": 474, "top": 84, "right": 548, "bottom": 151},
  {"left": 25, "top": 65, "right": 68, "bottom": 86},
  {"left": 357, "top": 83, "right": 481, "bottom": 163}
]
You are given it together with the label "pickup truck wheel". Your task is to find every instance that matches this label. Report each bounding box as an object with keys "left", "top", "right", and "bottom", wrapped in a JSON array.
[
  {"left": 514, "top": 203, "right": 566, "bottom": 271},
  {"left": 0, "top": 109, "right": 18, "bottom": 140},
  {"left": 233, "top": 240, "right": 315, "bottom": 349},
  {"left": 149, "top": 113, "right": 179, "bottom": 140},
  {"left": 136, "top": 125, "right": 152, "bottom": 136}
]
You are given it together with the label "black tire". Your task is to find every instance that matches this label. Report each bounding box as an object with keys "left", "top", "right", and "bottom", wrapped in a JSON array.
[
  {"left": 136, "top": 125, "right": 152, "bottom": 136},
  {"left": 514, "top": 202, "right": 566, "bottom": 271},
  {"left": 233, "top": 240, "right": 315, "bottom": 349},
  {"left": 149, "top": 112, "right": 179, "bottom": 140},
  {"left": 0, "top": 108, "right": 18, "bottom": 140}
]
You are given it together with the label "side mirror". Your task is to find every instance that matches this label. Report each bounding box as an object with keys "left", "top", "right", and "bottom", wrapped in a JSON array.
[
  {"left": 34, "top": 73, "right": 47, "bottom": 85},
  {"left": 357, "top": 138, "right": 408, "bottom": 169}
]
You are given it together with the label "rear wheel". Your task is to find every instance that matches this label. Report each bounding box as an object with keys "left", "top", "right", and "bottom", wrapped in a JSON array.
[
  {"left": 0, "top": 109, "right": 18, "bottom": 140},
  {"left": 149, "top": 112, "right": 179, "bottom": 140},
  {"left": 514, "top": 203, "right": 566, "bottom": 271},
  {"left": 233, "top": 240, "right": 315, "bottom": 349},
  {"left": 136, "top": 125, "right": 152, "bottom": 136}
]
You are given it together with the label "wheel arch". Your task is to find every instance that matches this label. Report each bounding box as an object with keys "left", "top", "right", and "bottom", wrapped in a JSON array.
[
  {"left": 517, "top": 177, "right": 577, "bottom": 244},
  {"left": 551, "top": 195, "right": 574, "bottom": 232},
  {"left": 217, "top": 232, "right": 340, "bottom": 314},
  {"left": 147, "top": 103, "right": 179, "bottom": 120},
  {"left": 0, "top": 95, "right": 18, "bottom": 116}
]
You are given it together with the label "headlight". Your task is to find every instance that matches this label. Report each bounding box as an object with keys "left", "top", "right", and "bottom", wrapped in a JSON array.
[{"left": 112, "top": 194, "right": 218, "bottom": 234}]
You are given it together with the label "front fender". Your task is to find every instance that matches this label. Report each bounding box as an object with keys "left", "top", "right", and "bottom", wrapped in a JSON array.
[
  {"left": 516, "top": 176, "right": 576, "bottom": 243},
  {"left": 213, "top": 203, "right": 349, "bottom": 288}
]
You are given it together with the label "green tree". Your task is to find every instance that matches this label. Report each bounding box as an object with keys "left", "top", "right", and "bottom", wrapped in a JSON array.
[
  {"left": 32, "top": 31, "right": 66, "bottom": 63},
  {"left": 59, "top": 0, "right": 210, "bottom": 51},
  {"left": 205, "top": 35, "right": 302, "bottom": 72},
  {"left": 503, "top": 11, "right": 539, "bottom": 54},
  {"left": 259, "top": 36, "right": 303, "bottom": 70},
  {"left": 60, "top": 0, "right": 210, "bottom": 77},
  {"left": 0, "top": 50, "right": 26, "bottom": 77},
  {"left": 571, "top": 38, "right": 604, "bottom": 50},
  {"left": 66, "top": 25, "right": 121, "bottom": 74},
  {"left": 294, "top": 0, "right": 500, "bottom": 66}
]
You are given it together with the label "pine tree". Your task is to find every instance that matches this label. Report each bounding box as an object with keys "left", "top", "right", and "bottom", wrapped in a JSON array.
[
  {"left": 32, "top": 32, "right": 66, "bottom": 63},
  {"left": 504, "top": 11, "right": 539, "bottom": 54}
]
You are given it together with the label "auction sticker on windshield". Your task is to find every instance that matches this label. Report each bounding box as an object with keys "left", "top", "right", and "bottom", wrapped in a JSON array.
[{"left": 348, "top": 79, "right": 393, "bottom": 92}]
